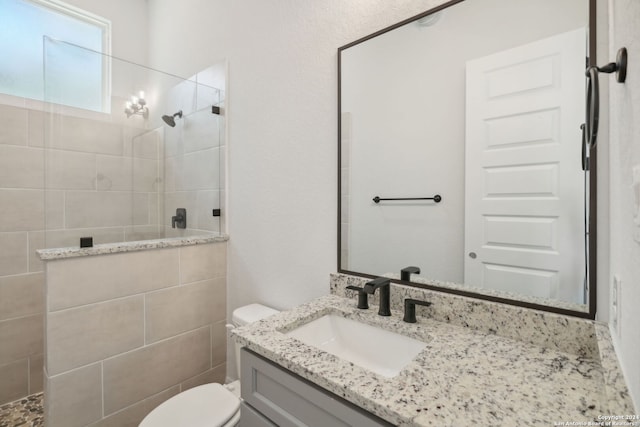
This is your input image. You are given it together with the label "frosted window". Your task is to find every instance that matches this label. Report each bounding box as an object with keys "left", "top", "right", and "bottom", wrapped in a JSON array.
[{"left": 0, "top": 0, "right": 109, "bottom": 111}]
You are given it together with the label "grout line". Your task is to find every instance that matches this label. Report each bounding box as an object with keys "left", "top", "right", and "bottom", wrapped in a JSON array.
[
  {"left": 99, "top": 324, "right": 212, "bottom": 365},
  {"left": 46, "top": 361, "right": 101, "bottom": 380},
  {"left": 47, "top": 292, "right": 149, "bottom": 315},
  {"left": 26, "top": 356, "right": 31, "bottom": 395},
  {"left": 143, "top": 294, "right": 147, "bottom": 346},
  {"left": 0, "top": 312, "right": 42, "bottom": 324},
  {"left": 178, "top": 247, "right": 182, "bottom": 286},
  {"left": 100, "top": 361, "right": 104, "bottom": 418}
]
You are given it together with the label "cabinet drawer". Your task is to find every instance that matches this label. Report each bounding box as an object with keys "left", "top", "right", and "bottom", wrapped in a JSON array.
[{"left": 241, "top": 349, "right": 393, "bottom": 427}]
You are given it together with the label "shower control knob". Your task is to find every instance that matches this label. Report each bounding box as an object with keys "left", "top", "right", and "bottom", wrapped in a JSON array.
[{"left": 468, "top": 252, "right": 477, "bottom": 259}]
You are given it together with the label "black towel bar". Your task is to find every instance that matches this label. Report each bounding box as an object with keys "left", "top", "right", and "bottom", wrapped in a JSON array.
[{"left": 372, "top": 195, "right": 441, "bottom": 204}]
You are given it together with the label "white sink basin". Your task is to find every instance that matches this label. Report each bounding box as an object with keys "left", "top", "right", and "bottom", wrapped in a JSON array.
[{"left": 285, "top": 314, "right": 425, "bottom": 378}]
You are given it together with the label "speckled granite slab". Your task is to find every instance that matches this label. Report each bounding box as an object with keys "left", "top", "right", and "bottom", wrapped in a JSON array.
[
  {"left": 233, "top": 290, "right": 634, "bottom": 426},
  {"left": 331, "top": 273, "right": 598, "bottom": 358},
  {"left": 37, "top": 234, "right": 228, "bottom": 260}
]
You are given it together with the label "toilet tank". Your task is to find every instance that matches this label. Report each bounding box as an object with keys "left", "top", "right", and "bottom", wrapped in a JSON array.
[{"left": 231, "top": 304, "right": 279, "bottom": 379}]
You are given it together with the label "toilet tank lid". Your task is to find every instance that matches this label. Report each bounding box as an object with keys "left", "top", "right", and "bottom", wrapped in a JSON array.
[{"left": 232, "top": 303, "right": 279, "bottom": 326}]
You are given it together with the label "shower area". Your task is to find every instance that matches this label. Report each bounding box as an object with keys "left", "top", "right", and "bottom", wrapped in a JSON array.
[
  {"left": 42, "top": 39, "right": 225, "bottom": 245},
  {"left": 0, "top": 38, "right": 226, "bottom": 422}
]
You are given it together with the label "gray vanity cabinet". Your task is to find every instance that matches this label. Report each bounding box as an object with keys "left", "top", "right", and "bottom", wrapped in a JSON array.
[{"left": 240, "top": 349, "right": 393, "bottom": 427}]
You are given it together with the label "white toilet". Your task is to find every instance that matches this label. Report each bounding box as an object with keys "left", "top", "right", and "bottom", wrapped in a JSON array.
[{"left": 139, "top": 303, "right": 279, "bottom": 427}]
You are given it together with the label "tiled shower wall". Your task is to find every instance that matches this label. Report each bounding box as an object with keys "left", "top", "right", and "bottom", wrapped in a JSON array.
[
  {"left": 0, "top": 104, "right": 46, "bottom": 405},
  {"left": 45, "top": 114, "right": 163, "bottom": 245},
  {"left": 0, "top": 102, "right": 161, "bottom": 405},
  {"left": 43, "top": 242, "right": 227, "bottom": 427},
  {"left": 0, "top": 66, "right": 224, "bottom": 405}
]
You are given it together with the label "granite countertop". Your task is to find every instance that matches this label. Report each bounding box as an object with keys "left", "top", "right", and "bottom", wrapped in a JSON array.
[
  {"left": 232, "top": 293, "right": 634, "bottom": 427},
  {"left": 37, "top": 234, "right": 228, "bottom": 260}
]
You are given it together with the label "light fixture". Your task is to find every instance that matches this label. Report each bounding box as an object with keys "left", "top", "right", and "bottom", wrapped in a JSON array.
[{"left": 124, "top": 91, "right": 148, "bottom": 118}]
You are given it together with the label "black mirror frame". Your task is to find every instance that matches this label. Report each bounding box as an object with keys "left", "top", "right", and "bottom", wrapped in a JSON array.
[{"left": 337, "top": 0, "right": 597, "bottom": 320}]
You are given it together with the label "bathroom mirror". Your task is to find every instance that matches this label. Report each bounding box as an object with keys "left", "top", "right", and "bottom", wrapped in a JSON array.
[{"left": 338, "top": 0, "right": 597, "bottom": 318}]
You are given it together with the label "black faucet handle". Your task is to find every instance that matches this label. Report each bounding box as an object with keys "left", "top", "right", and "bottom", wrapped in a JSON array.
[
  {"left": 346, "top": 285, "right": 369, "bottom": 310},
  {"left": 403, "top": 298, "right": 432, "bottom": 323},
  {"left": 401, "top": 266, "right": 421, "bottom": 281}
]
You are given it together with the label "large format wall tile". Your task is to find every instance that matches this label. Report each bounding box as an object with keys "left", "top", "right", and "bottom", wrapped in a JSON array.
[
  {"left": 96, "top": 156, "right": 132, "bottom": 191},
  {"left": 28, "top": 232, "right": 45, "bottom": 273},
  {"left": 45, "top": 190, "right": 65, "bottom": 230},
  {"left": 103, "top": 326, "right": 210, "bottom": 414},
  {"left": 209, "top": 278, "right": 226, "bottom": 323},
  {"left": 0, "top": 314, "right": 43, "bottom": 366},
  {"left": 0, "top": 190, "right": 44, "bottom": 232},
  {"left": 27, "top": 110, "right": 45, "bottom": 148},
  {"left": 182, "top": 148, "right": 219, "bottom": 190},
  {"left": 47, "top": 248, "right": 179, "bottom": 311},
  {"left": 0, "top": 273, "right": 43, "bottom": 321},
  {"left": 0, "top": 105, "right": 28, "bottom": 146},
  {"left": 89, "top": 386, "right": 179, "bottom": 427},
  {"left": 132, "top": 129, "right": 160, "bottom": 160},
  {"left": 0, "top": 359, "right": 28, "bottom": 405},
  {"left": 0, "top": 146, "right": 43, "bottom": 189},
  {"left": 133, "top": 158, "right": 159, "bottom": 192},
  {"left": 47, "top": 296, "right": 144, "bottom": 375},
  {"left": 211, "top": 319, "right": 227, "bottom": 368},
  {"left": 48, "top": 115, "right": 123, "bottom": 155},
  {"left": 180, "top": 365, "right": 225, "bottom": 392},
  {"left": 196, "top": 190, "right": 220, "bottom": 231},
  {"left": 124, "top": 225, "right": 163, "bottom": 242},
  {"left": 45, "top": 150, "right": 96, "bottom": 190},
  {"left": 0, "top": 232, "right": 28, "bottom": 276},
  {"left": 132, "top": 193, "right": 150, "bottom": 226},
  {"left": 39, "top": 241, "right": 227, "bottom": 424},
  {"left": 145, "top": 280, "right": 215, "bottom": 343},
  {"left": 29, "top": 353, "right": 43, "bottom": 394},
  {"left": 45, "top": 363, "right": 102, "bottom": 427},
  {"left": 180, "top": 243, "right": 226, "bottom": 284},
  {"left": 65, "top": 191, "right": 132, "bottom": 228}
]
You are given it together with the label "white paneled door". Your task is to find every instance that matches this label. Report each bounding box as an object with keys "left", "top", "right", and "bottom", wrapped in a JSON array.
[{"left": 465, "top": 28, "right": 586, "bottom": 303}]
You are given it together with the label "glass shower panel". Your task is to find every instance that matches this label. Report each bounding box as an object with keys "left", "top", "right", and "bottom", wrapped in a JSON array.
[{"left": 43, "top": 38, "right": 222, "bottom": 249}]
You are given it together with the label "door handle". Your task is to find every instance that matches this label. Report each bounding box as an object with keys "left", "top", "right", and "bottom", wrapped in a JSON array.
[{"left": 468, "top": 252, "right": 477, "bottom": 259}]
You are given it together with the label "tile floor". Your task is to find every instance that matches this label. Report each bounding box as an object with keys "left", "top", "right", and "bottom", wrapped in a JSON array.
[{"left": 0, "top": 393, "right": 43, "bottom": 427}]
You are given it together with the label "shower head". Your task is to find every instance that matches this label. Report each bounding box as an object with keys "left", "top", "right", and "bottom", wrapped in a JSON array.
[{"left": 161, "top": 110, "right": 183, "bottom": 127}]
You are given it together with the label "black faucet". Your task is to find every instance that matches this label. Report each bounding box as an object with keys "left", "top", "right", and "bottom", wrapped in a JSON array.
[
  {"left": 346, "top": 285, "right": 369, "bottom": 309},
  {"left": 363, "top": 277, "right": 391, "bottom": 316},
  {"left": 403, "top": 298, "right": 432, "bottom": 323},
  {"left": 401, "top": 266, "right": 421, "bottom": 281}
]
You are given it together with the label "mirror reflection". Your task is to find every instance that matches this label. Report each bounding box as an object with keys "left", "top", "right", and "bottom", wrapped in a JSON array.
[{"left": 339, "top": 0, "right": 592, "bottom": 313}]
